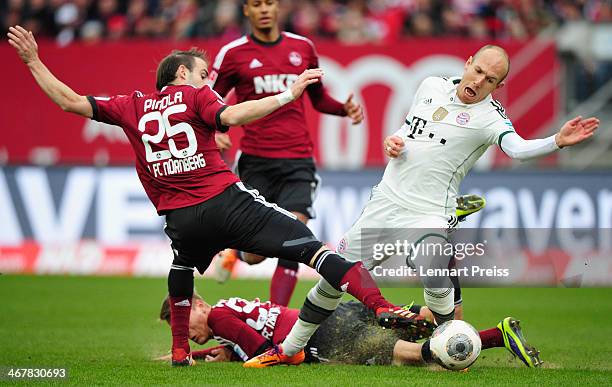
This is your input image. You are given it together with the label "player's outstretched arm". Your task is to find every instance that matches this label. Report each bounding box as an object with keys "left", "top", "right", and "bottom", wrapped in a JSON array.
[
  {"left": 499, "top": 116, "right": 600, "bottom": 160},
  {"left": 7, "top": 25, "right": 92, "bottom": 118},
  {"left": 219, "top": 68, "right": 323, "bottom": 126}
]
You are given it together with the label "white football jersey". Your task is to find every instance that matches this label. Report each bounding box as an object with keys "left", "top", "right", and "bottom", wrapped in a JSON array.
[{"left": 379, "top": 76, "right": 515, "bottom": 216}]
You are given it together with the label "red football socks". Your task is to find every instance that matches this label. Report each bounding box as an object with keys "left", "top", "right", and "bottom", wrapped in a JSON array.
[
  {"left": 270, "top": 265, "right": 298, "bottom": 306},
  {"left": 340, "top": 262, "right": 394, "bottom": 311},
  {"left": 169, "top": 296, "right": 192, "bottom": 352},
  {"left": 479, "top": 327, "right": 504, "bottom": 349}
]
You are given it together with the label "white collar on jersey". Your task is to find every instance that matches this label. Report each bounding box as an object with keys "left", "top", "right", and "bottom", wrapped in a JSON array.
[
  {"left": 444, "top": 76, "right": 462, "bottom": 93},
  {"left": 160, "top": 84, "right": 198, "bottom": 93}
]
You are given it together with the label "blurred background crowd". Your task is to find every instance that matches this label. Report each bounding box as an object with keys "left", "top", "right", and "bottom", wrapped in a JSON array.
[
  {"left": 2, "top": 0, "right": 611, "bottom": 43},
  {"left": 2, "top": 0, "right": 611, "bottom": 104}
]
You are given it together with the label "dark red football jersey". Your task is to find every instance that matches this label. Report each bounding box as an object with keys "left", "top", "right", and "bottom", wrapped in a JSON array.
[
  {"left": 88, "top": 85, "right": 239, "bottom": 214},
  {"left": 210, "top": 32, "right": 345, "bottom": 159},
  {"left": 208, "top": 297, "right": 299, "bottom": 360}
]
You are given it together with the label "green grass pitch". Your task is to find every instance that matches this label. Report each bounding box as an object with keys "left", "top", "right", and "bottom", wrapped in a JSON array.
[{"left": 1, "top": 275, "right": 611, "bottom": 385}]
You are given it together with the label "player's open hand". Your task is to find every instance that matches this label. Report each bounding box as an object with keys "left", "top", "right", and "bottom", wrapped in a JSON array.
[
  {"left": 205, "top": 346, "right": 232, "bottom": 363},
  {"left": 555, "top": 116, "right": 600, "bottom": 148},
  {"left": 384, "top": 135, "right": 405, "bottom": 158},
  {"left": 7, "top": 25, "right": 39, "bottom": 65},
  {"left": 344, "top": 93, "right": 364, "bottom": 125},
  {"left": 215, "top": 133, "right": 233, "bottom": 151},
  {"left": 290, "top": 68, "right": 324, "bottom": 100}
]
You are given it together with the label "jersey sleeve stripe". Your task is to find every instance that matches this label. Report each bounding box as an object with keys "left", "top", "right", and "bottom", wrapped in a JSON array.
[
  {"left": 216, "top": 105, "right": 230, "bottom": 133},
  {"left": 283, "top": 31, "right": 317, "bottom": 52},
  {"left": 212, "top": 36, "right": 248, "bottom": 70},
  {"left": 497, "top": 130, "right": 516, "bottom": 154},
  {"left": 86, "top": 96, "right": 99, "bottom": 121}
]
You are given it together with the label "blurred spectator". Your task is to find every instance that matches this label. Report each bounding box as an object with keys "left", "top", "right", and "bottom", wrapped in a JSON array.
[
  {"left": 1, "top": 0, "right": 610, "bottom": 44},
  {"left": 4, "top": 0, "right": 609, "bottom": 104},
  {"left": 337, "top": 0, "right": 373, "bottom": 43},
  {"left": 407, "top": 11, "right": 433, "bottom": 37}
]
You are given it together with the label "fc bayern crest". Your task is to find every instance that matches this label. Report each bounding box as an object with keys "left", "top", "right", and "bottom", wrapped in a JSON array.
[
  {"left": 289, "top": 51, "right": 302, "bottom": 66},
  {"left": 337, "top": 238, "right": 347, "bottom": 254},
  {"left": 456, "top": 112, "right": 470, "bottom": 125}
]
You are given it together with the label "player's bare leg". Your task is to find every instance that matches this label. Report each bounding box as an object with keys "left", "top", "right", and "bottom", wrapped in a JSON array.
[{"left": 392, "top": 340, "right": 425, "bottom": 365}]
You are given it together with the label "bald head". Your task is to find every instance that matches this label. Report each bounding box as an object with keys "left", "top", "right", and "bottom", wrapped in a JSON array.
[
  {"left": 473, "top": 45, "right": 510, "bottom": 82},
  {"left": 456, "top": 44, "right": 511, "bottom": 104}
]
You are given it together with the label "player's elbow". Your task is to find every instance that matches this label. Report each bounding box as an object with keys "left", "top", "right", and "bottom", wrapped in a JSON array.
[
  {"left": 61, "top": 96, "right": 93, "bottom": 118},
  {"left": 311, "top": 99, "right": 324, "bottom": 112},
  {"left": 220, "top": 106, "right": 248, "bottom": 127},
  {"left": 503, "top": 149, "right": 532, "bottom": 161},
  {"left": 220, "top": 109, "right": 238, "bottom": 126}
]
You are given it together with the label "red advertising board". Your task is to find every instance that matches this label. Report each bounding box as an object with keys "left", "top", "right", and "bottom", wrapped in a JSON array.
[{"left": 0, "top": 38, "right": 559, "bottom": 168}]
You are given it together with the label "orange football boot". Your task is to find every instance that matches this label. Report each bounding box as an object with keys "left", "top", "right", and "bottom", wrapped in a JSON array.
[{"left": 243, "top": 346, "right": 305, "bottom": 368}]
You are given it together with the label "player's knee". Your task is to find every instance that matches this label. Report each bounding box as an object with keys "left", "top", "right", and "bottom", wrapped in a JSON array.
[
  {"left": 292, "top": 240, "right": 326, "bottom": 265},
  {"left": 454, "top": 304, "right": 464, "bottom": 320},
  {"left": 413, "top": 235, "right": 454, "bottom": 289},
  {"left": 275, "top": 219, "right": 324, "bottom": 265}
]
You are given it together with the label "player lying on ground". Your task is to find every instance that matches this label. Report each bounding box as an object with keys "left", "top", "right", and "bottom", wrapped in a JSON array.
[
  {"left": 157, "top": 293, "right": 541, "bottom": 368},
  {"left": 211, "top": 0, "right": 364, "bottom": 307},
  {"left": 8, "top": 25, "right": 432, "bottom": 367}
]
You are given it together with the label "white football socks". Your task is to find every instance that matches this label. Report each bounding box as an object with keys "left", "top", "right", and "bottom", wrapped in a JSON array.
[{"left": 282, "top": 279, "right": 344, "bottom": 356}]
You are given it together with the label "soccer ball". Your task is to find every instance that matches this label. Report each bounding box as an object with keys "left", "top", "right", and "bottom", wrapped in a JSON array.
[{"left": 429, "top": 320, "right": 482, "bottom": 370}]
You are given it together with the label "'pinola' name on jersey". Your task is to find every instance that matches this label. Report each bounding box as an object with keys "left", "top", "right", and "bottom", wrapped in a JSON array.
[
  {"left": 144, "top": 91, "right": 183, "bottom": 112},
  {"left": 253, "top": 74, "right": 299, "bottom": 94}
]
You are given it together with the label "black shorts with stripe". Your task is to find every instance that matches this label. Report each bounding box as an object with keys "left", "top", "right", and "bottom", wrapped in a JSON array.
[
  {"left": 163, "top": 182, "right": 323, "bottom": 274},
  {"left": 235, "top": 153, "right": 320, "bottom": 219}
]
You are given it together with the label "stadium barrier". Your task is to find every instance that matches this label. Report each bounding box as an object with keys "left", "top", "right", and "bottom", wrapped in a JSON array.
[{"left": 1, "top": 167, "right": 610, "bottom": 285}]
